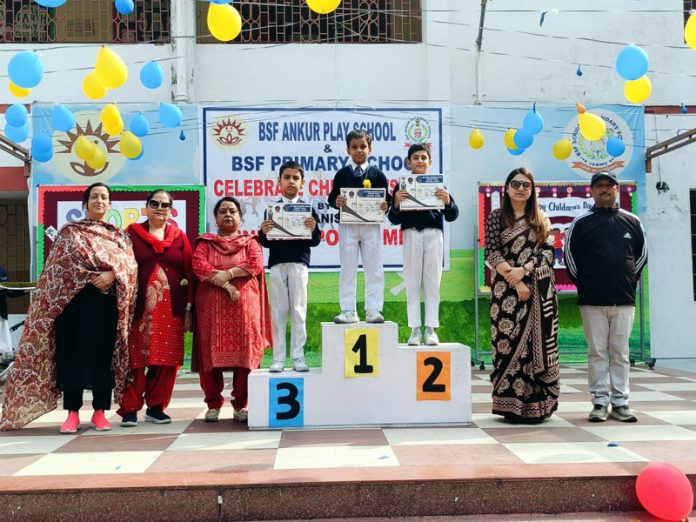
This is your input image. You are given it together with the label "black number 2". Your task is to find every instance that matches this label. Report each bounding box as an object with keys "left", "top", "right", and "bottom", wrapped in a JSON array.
[
  {"left": 351, "top": 334, "right": 374, "bottom": 373},
  {"left": 276, "top": 382, "right": 300, "bottom": 420},
  {"left": 422, "top": 357, "right": 446, "bottom": 393}
]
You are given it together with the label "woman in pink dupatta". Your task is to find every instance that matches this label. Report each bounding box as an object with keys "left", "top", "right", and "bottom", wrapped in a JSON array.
[
  {"left": 1, "top": 183, "right": 137, "bottom": 433},
  {"left": 192, "top": 197, "right": 272, "bottom": 423}
]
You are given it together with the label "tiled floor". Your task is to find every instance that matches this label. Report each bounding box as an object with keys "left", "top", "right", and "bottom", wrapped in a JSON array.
[{"left": 1, "top": 364, "right": 696, "bottom": 478}]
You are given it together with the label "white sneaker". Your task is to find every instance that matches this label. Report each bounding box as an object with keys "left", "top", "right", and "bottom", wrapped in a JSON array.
[
  {"left": 334, "top": 310, "right": 359, "bottom": 323},
  {"left": 269, "top": 361, "right": 284, "bottom": 373},
  {"left": 407, "top": 327, "right": 422, "bottom": 346},
  {"left": 365, "top": 310, "right": 384, "bottom": 323},
  {"left": 293, "top": 358, "right": 309, "bottom": 372},
  {"left": 424, "top": 327, "right": 440, "bottom": 346},
  {"left": 233, "top": 408, "right": 248, "bottom": 422},
  {"left": 204, "top": 408, "right": 220, "bottom": 422}
]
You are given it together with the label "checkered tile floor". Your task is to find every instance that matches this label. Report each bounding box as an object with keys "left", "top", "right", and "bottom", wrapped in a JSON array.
[{"left": 2, "top": 364, "right": 696, "bottom": 477}]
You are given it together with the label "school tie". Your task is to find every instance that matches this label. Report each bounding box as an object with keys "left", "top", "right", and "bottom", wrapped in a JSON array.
[{"left": 353, "top": 166, "right": 363, "bottom": 178}]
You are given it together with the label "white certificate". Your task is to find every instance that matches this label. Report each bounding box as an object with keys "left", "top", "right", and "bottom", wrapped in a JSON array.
[
  {"left": 399, "top": 174, "right": 445, "bottom": 211},
  {"left": 340, "top": 188, "right": 386, "bottom": 224},
  {"left": 266, "top": 203, "right": 313, "bottom": 240}
]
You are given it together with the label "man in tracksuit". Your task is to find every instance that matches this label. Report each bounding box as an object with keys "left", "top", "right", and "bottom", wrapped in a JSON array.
[{"left": 565, "top": 172, "right": 647, "bottom": 423}]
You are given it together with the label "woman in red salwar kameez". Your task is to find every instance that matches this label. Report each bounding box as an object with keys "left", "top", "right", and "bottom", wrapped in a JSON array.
[
  {"left": 118, "top": 189, "right": 194, "bottom": 427},
  {"left": 192, "top": 197, "right": 272, "bottom": 422}
]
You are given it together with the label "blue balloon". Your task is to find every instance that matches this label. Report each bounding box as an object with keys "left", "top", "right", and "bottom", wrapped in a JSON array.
[
  {"left": 159, "top": 103, "right": 182, "bottom": 128},
  {"left": 8, "top": 51, "right": 44, "bottom": 89},
  {"left": 5, "top": 121, "right": 29, "bottom": 143},
  {"left": 31, "top": 135, "right": 53, "bottom": 162},
  {"left": 130, "top": 113, "right": 150, "bottom": 137},
  {"left": 615, "top": 44, "right": 649, "bottom": 81},
  {"left": 513, "top": 129, "right": 534, "bottom": 149},
  {"left": 5, "top": 104, "right": 28, "bottom": 127},
  {"left": 140, "top": 61, "right": 164, "bottom": 89},
  {"left": 507, "top": 147, "right": 525, "bottom": 156},
  {"left": 51, "top": 104, "right": 75, "bottom": 132},
  {"left": 522, "top": 110, "right": 544, "bottom": 135},
  {"left": 34, "top": 0, "right": 68, "bottom": 7},
  {"left": 115, "top": 0, "right": 135, "bottom": 15},
  {"left": 606, "top": 137, "right": 626, "bottom": 157}
]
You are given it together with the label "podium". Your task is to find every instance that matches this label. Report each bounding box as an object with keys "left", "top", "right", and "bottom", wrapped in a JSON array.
[{"left": 248, "top": 321, "right": 472, "bottom": 429}]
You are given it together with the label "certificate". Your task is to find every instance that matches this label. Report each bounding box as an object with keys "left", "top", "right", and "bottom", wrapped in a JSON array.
[
  {"left": 399, "top": 174, "right": 445, "bottom": 211},
  {"left": 340, "top": 188, "right": 386, "bottom": 224},
  {"left": 266, "top": 203, "right": 313, "bottom": 240}
]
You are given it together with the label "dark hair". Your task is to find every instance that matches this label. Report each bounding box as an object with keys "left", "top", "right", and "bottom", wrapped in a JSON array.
[
  {"left": 213, "top": 196, "right": 243, "bottom": 217},
  {"left": 501, "top": 168, "right": 548, "bottom": 245},
  {"left": 346, "top": 129, "right": 372, "bottom": 148},
  {"left": 407, "top": 143, "right": 431, "bottom": 160},
  {"left": 82, "top": 182, "right": 110, "bottom": 209},
  {"left": 279, "top": 160, "right": 304, "bottom": 180},
  {"left": 146, "top": 189, "right": 173, "bottom": 205}
]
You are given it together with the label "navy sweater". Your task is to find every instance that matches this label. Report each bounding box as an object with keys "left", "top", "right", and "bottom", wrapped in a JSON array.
[
  {"left": 258, "top": 199, "right": 322, "bottom": 268},
  {"left": 328, "top": 165, "right": 392, "bottom": 209},
  {"left": 387, "top": 183, "right": 459, "bottom": 231}
]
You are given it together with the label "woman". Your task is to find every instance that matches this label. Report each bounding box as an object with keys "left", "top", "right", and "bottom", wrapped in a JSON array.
[
  {"left": 0, "top": 183, "right": 137, "bottom": 433},
  {"left": 484, "top": 168, "right": 560, "bottom": 423},
  {"left": 117, "top": 190, "right": 193, "bottom": 427},
  {"left": 192, "top": 197, "right": 272, "bottom": 422}
]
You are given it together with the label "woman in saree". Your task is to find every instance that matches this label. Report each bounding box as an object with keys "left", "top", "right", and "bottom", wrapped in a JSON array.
[
  {"left": 484, "top": 168, "right": 560, "bottom": 423},
  {"left": 1, "top": 183, "right": 138, "bottom": 433},
  {"left": 117, "top": 189, "right": 194, "bottom": 427},
  {"left": 192, "top": 197, "right": 272, "bottom": 423}
]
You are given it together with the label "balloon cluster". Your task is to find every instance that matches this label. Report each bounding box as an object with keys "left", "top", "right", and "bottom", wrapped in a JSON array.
[
  {"left": 31, "top": 134, "right": 53, "bottom": 163},
  {"left": 575, "top": 102, "right": 606, "bottom": 141},
  {"left": 504, "top": 105, "right": 544, "bottom": 156},
  {"left": 615, "top": 45, "right": 651, "bottom": 104},
  {"left": 82, "top": 47, "right": 128, "bottom": 100},
  {"left": 307, "top": 0, "right": 342, "bottom": 14},
  {"left": 207, "top": 1, "right": 242, "bottom": 42},
  {"left": 4, "top": 104, "right": 29, "bottom": 143},
  {"left": 75, "top": 135, "right": 107, "bottom": 170},
  {"left": 7, "top": 51, "right": 43, "bottom": 99}
]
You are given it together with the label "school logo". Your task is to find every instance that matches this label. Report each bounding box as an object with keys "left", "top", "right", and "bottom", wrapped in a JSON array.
[
  {"left": 565, "top": 109, "right": 631, "bottom": 178},
  {"left": 404, "top": 117, "right": 432, "bottom": 148},
  {"left": 212, "top": 116, "right": 248, "bottom": 150}
]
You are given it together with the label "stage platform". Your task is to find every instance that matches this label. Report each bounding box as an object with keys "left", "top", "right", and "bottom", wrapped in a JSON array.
[{"left": 1, "top": 364, "right": 695, "bottom": 521}]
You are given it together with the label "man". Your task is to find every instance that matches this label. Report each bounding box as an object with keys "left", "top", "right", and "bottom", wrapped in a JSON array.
[{"left": 565, "top": 172, "right": 647, "bottom": 423}]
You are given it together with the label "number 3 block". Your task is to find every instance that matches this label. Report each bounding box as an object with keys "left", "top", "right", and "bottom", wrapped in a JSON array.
[{"left": 269, "top": 378, "right": 304, "bottom": 428}]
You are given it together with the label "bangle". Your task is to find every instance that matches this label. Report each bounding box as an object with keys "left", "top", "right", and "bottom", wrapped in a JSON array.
[
  {"left": 227, "top": 268, "right": 235, "bottom": 278},
  {"left": 185, "top": 303, "right": 192, "bottom": 311}
]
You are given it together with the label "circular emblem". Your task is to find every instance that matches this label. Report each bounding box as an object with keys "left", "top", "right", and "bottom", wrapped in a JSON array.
[
  {"left": 405, "top": 117, "right": 432, "bottom": 144},
  {"left": 211, "top": 116, "right": 248, "bottom": 150}
]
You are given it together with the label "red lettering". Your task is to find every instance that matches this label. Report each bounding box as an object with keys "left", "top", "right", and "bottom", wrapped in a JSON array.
[
  {"left": 214, "top": 179, "right": 224, "bottom": 196},
  {"left": 323, "top": 229, "right": 339, "bottom": 246},
  {"left": 383, "top": 228, "right": 403, "bottom": 245}
]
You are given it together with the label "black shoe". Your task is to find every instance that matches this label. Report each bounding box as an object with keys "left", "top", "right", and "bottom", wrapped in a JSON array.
[
  {"left": 145, "top": 407, "right": 172, "bottom": 424},
  {"left": 120, "top": 412, "right": 138, "bottom": 427}
]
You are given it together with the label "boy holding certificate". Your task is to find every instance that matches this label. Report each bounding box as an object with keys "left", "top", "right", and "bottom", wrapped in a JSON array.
[
  {"left": 260, "top": 161, "right": 321, "bottom": 372},
  {"left": 388, "top": 144, "right": 459, "bottom": 346},
  {"left": 328, "top": 130, "right": 390, "bottom": 324}
]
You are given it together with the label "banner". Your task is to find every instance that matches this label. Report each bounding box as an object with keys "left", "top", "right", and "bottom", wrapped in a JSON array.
[{"left": 202, "top": 107, "right": 450, "bottom": 269}]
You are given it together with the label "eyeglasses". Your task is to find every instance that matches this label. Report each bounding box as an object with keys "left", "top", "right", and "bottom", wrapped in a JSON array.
[
  {"left": 509, "top": 180, "right": 532, "bottom": 190},
  {"left": 148, "top": 200, "right": 172, "bottom": 210}
]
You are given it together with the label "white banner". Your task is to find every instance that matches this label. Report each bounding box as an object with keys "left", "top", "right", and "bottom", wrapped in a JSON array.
[{"left": 202, "top": 108, "right": 449, "bottom": 270}]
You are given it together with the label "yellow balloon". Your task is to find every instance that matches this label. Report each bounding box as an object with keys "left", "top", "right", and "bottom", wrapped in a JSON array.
[
  {"left": 207, "top": 3, "right": 242, "bottom": 42},
  {"left": 100, "top": 104, "right": 121, "bottom": 128},
  {"left": 552, "top": 139, "right": 572, "bottom": 160},
  {"left": 469, "top": 128, "right": 484, "bottom": 149},
  {"left": 103, "top": 118, "right": 124, "bottom": 136},
  {"left": 307, "top": 0, "right": 342, "bottom": 15},
  {"left": 120, "top": 131, "right": 143, "bottom": 159},
  {"left": 578, "top": 112, "right": 606, "bottom": 141},
  {"left": 82, "top": 72, "right": 108, "bottom": 100},
  {"left": 95, "top": 47, "right": 128, "bottom": 89},
  {"left": 624, "top": 76, "right": 652, "bottom": 104},
  {"left": 86, "top": 147, "right": 106, "bottom": 170},
  {"left": 75, "top": 136, "right": 97, "bottom": 161},
  {"left": 686, "top": 13, "right": 696, "bottom": 50},
  {"left": 9, "top": 81, "right": 30, "bottom": 98},
  {"left": 504, "top": 128, "right": 517, "bottom": 150}
]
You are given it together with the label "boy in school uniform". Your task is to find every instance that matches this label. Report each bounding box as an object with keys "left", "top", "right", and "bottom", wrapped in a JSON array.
[
  {"left": 259, "top": 160, "right": 321, "bottom": 372},
  {"left": 328, "top": 129, "right": 390, "bottom": 324},
  {"left": 388, "top": 144, "right": 459, "bottom": 345}
]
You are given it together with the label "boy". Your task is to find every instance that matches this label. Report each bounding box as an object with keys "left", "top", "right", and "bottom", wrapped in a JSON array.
[
  {"left": 259, "top": 160, "right": 321, "bottom": 372},
  {"left": 388, "top": 144, "right": 459, "bottom": 345},
  {"left": 328, "top": 129, "right": 390, "bottom": 324}
]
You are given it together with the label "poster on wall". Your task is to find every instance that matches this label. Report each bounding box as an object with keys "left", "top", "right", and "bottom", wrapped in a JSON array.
[
  {"left": 36, "top": 185, "right": 205, "bottom": 274},
  {"left": 202, "top": 107, "right": 450, "bottom": 270},
  {"left": 477, "top": 181, "right": 638, "bottom": 292}
]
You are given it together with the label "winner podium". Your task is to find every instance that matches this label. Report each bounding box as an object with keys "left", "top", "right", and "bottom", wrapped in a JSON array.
[{"left": 248, "top": 321, "right": 472, "bottom": 429}]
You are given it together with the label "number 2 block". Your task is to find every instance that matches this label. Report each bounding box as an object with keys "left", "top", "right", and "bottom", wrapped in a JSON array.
[
  {"left": 416, "top": 352, "right": 451, "bottom": 401},
  {"left": 269, "top": 378, "right": 304, "bottom": 427}
]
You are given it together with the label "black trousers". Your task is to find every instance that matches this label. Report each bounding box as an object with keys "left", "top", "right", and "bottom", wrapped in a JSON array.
[{"left": 63, "top": 387, "right": 112, "bottom": 411}]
